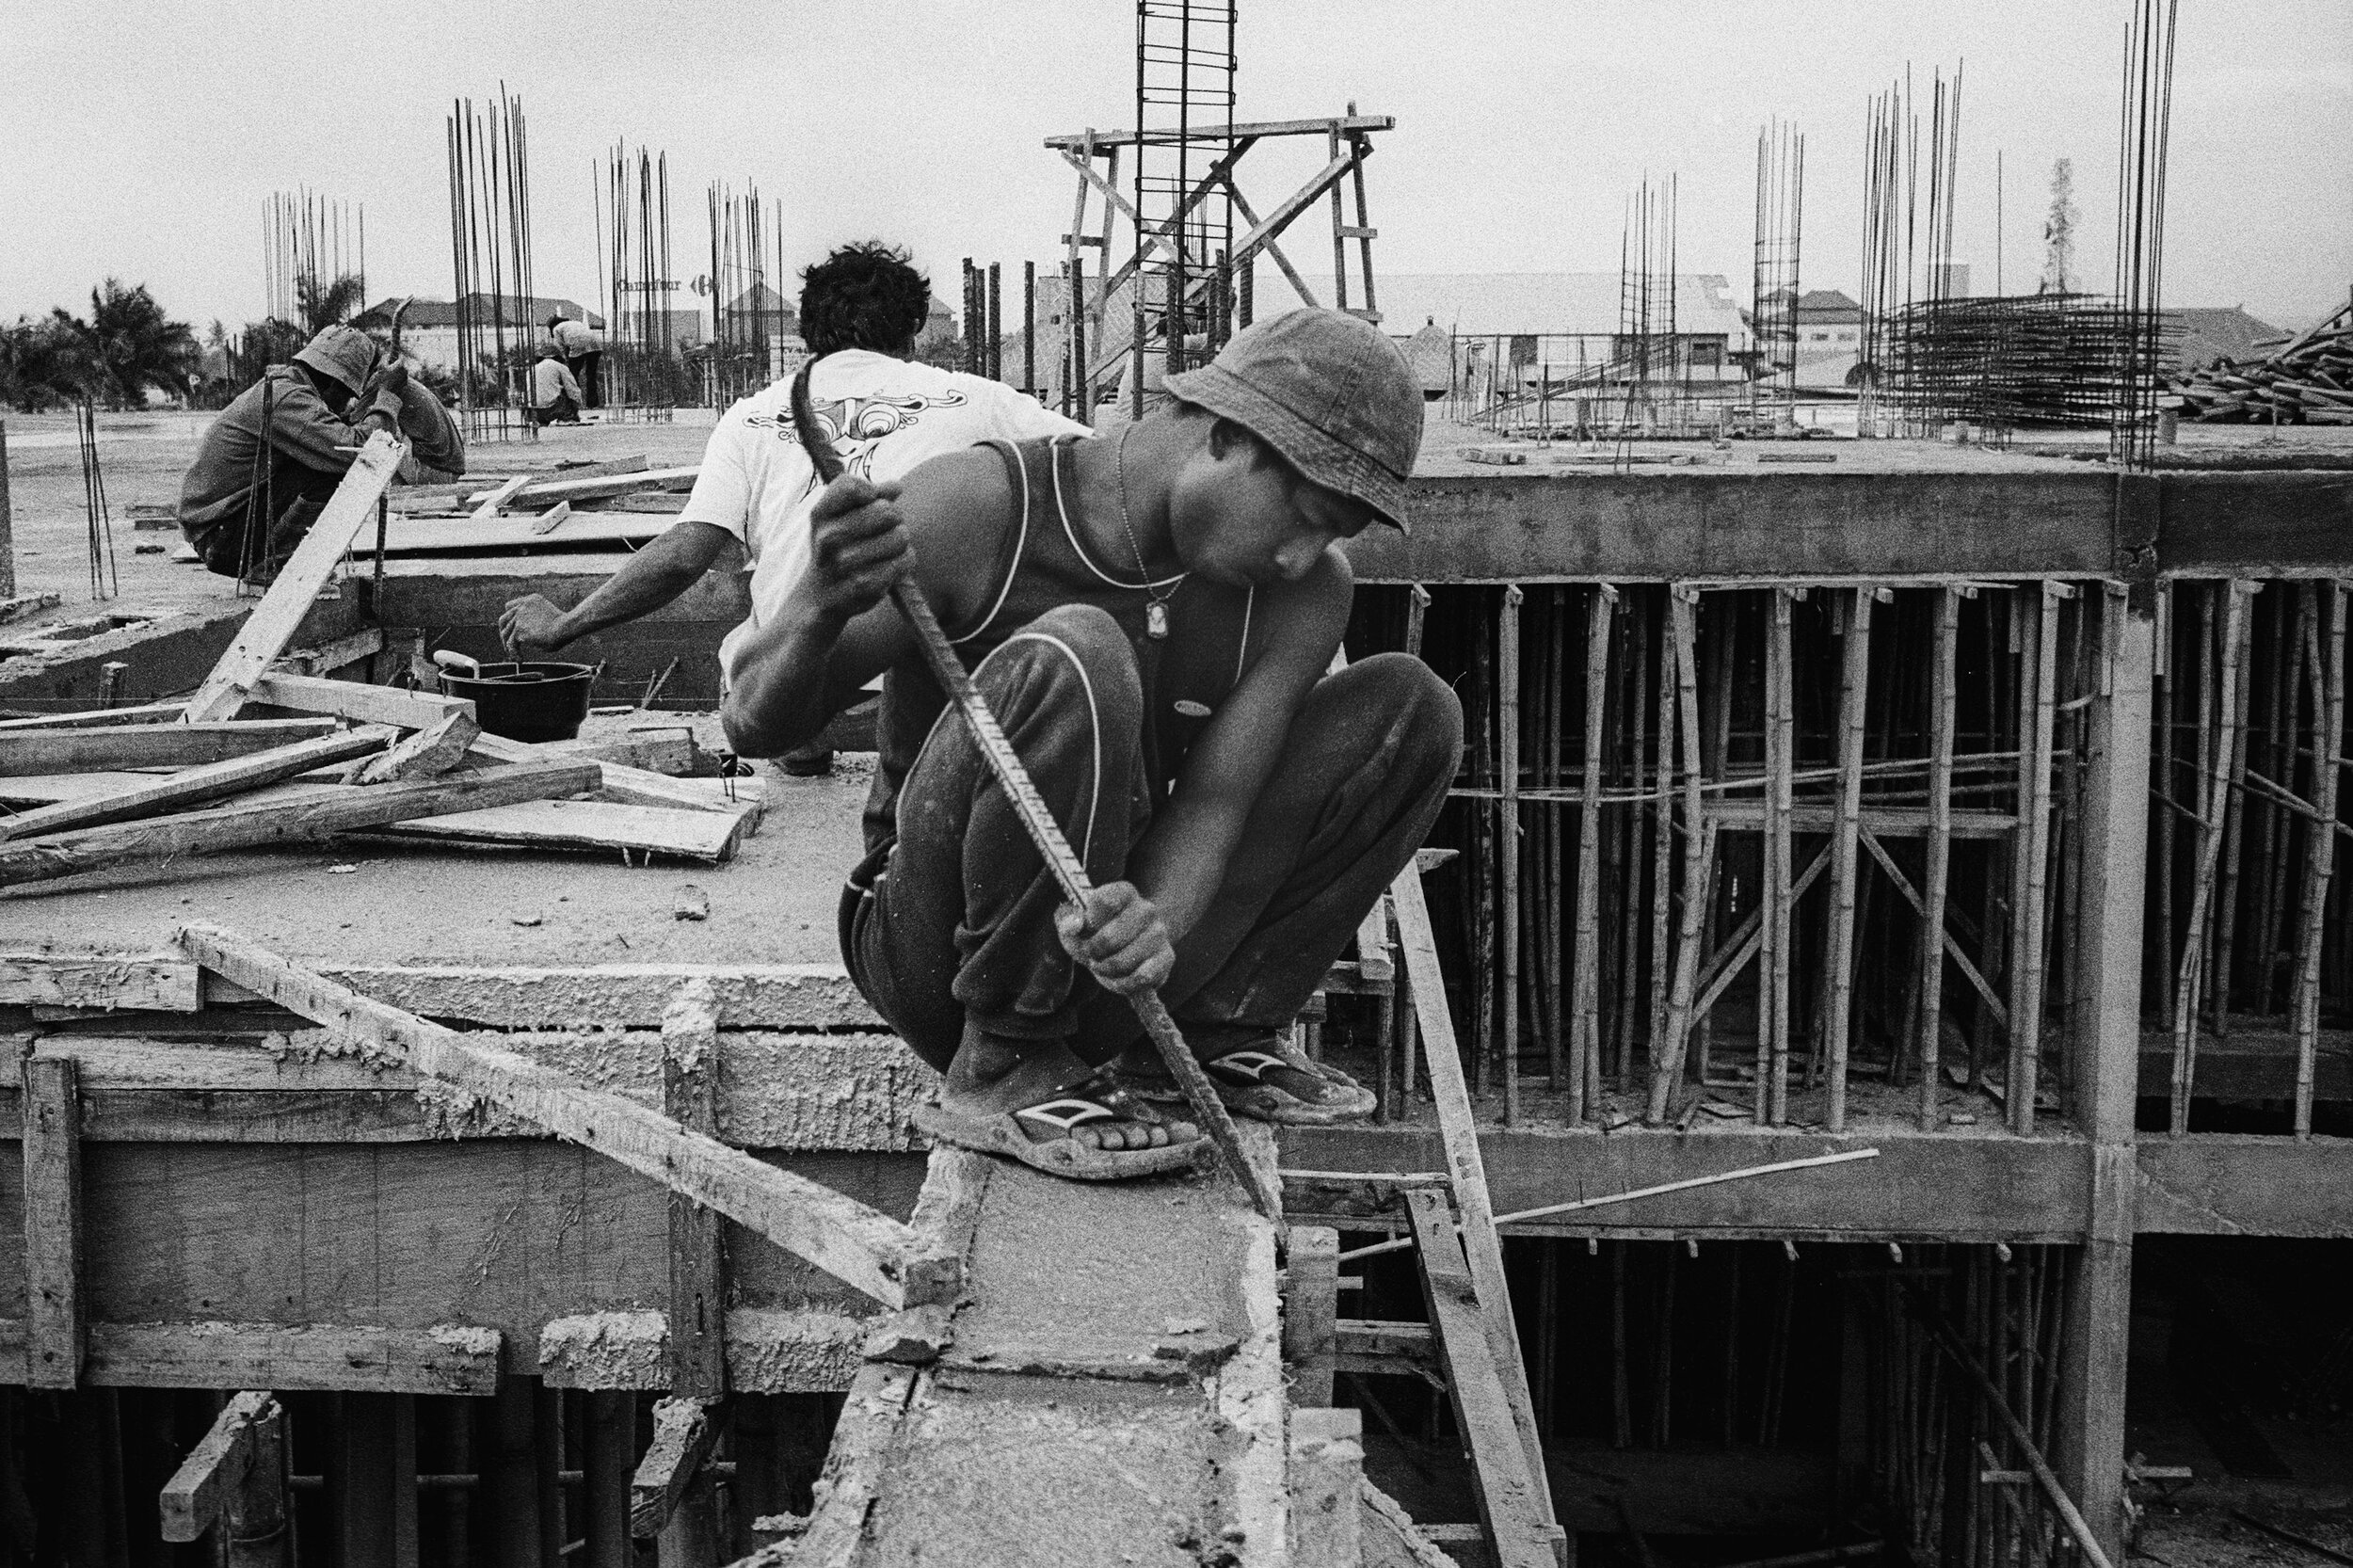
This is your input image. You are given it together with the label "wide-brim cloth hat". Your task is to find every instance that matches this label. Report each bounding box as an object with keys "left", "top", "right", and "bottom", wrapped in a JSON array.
[
  {"left": 1164, "top": 307, "right": 1422, "bottom": 534},
  {"left": 292, "top": 325, "right": 381, "bottom": 394}
]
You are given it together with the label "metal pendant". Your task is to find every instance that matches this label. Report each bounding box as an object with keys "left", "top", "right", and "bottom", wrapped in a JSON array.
[{"left": 1146, "top": 600, "right": 1171, "bottom": 640}]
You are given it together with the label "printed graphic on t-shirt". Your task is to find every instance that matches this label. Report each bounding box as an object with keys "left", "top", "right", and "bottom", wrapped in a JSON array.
[{"left": 745, "top": 391, "right": 970, "bottom": 480}]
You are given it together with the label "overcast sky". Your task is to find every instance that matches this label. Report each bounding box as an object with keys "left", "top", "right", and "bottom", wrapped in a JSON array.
[{"left": 2, "top": 0, "right": 2345, "bottom": 335}]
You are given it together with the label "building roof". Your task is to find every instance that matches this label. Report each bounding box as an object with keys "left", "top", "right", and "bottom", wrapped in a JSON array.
[
  {"left": 2165, "top": 305, "right": 2282, "bottom": 372},
  {"left": 1371, "top": 272, "right": 1748, "bottom": 343},
  {"left": 723, "top": 282, "right": 795, "bottom": 316},
  {"left": 1795, "top": 288, "right": 1861, "bottom": 319}
]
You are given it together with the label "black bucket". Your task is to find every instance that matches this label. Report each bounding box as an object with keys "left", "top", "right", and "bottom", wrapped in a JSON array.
[{"left": 438, "top": 661, "right": 597, "bottom": 744}]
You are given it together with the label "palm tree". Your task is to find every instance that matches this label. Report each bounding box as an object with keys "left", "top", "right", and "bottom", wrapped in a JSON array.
[
  {"left": 296, "top": 271, "right": 367, "bottom": 336},
  {"left": 0, "top": 313, "right": 99, "bottom": 411},
  {"left": 73, "top": 280, "right": 199, "bottom": 409}
]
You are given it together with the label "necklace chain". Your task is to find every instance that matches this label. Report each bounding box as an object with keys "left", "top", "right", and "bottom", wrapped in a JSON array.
[{"left": 1114, "top": 424, "right": 1184, "bottom": 639}]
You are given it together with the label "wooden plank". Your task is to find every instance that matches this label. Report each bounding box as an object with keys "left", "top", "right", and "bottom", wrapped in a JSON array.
[
  {"left": 0, "top": 700, "right": 185, "bottom": 730},
  {"left": 0, "top": 758, "right": 600, "bottom": 888},
  {"left": 0, "top": 948, "right": 197, "bottom": 1011},
  {"left": 1387, "top": 865, "right": 1560, "bottom": 1535},
  {"left": 666, "top": 979, "right": 729, "bottom": 1397},
  {"left": 276, "top": 626, "right": 387, "bottom": 679},
  {"left": 0, "top": 717, "right": 337, "bottom": 775},
  {"left": 160, "top": 1391, "right": 279, "bottom": 1544},
  {"left": 629, "top": 1395, "right": 724, "bottom": 1539},
  {"left": 184, "top": 431, "right": 407, "bottom": 721},
  {"left": 175, "top": 924, "right": 952, "bottom": 1311},
  {"left": 0, "top": 1320, "right": 506, "bottom": 1394},
  {"left": 1406, "top": 1189, "right": 1560, "bottom": 1568},
  {"left": 347, "top": 711, "right": 479, "bottom": 784},
  {"left": 1284, "top": 1224, "right": 1340, "bottom": 1405},
  {"left": 357, "top": 508, "right": 677, "bottom": 559},
  {"left": 471, "top": 730, "right": 740, "bottom": 815},
  {"left": 243, "top": 672, "right": 472, "bottom": 729},
  {"left": 1046, "top": 112, "right": 1395, "bottom": 149},
  {"left": 784, "top": 1363, "right": 920, "bottom": 1564},
  {"left": 22, "top": 1054, "right": 85, "bottom": 1388},
  {"left": 356, "top": 796, "right": 750, "bottom": 862},
  {"left": 0, "top": 726, "right": 392, "bottom": 840},
  {"left": 212, "top": 961, "right": 884, "bottom": 1030}
]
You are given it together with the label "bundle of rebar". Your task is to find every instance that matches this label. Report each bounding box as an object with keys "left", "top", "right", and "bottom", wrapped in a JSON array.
[
  {"left": 446, "top": 88, "right": 536, "bottom": 442},
  {"left": 2110, "top": 0, "right": 2180, "bottom": 463},
  {"left": 598, "top": 143, "right": 678, "bottom": 422},
  {"left": 2170, "top": 302, "right": 2353, "bottom": 424},
  {"left": 75, "top": 403, "right": 117, "bottom": 601},
  {"left": 706, "top": 181, "right": 786, "bottom": 408},
  {"left": 263, "top": 189, "right": 363, "bottom": 328},
  {"left": 1885, "top": 293, "right": 2170, "bottom": 431},
  {"left": 1857, "top": 65, "right": 1962, "bottom": 436},
  {"left": 1748, "top": 120, "right": 1804, "bottom": 422}
]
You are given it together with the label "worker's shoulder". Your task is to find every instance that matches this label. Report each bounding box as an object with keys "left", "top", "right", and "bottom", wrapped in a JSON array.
[{"left": 896, "top": 443, "right": 1018, "bottom": 532}]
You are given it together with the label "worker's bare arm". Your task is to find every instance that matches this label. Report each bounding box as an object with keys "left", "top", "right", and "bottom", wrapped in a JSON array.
[
  {"left": 719, "top": 448, "right": 1013, "bottom": 758},
  {"left": 501, "top": 521, "right": 738, "bottom": 656},
  {"left": 1126, "top": 547, "right": 1353, "bottom": 941}
]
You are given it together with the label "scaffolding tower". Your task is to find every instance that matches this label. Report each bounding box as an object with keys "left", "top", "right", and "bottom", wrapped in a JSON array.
[{"left": 1129, "top": 0, "right": 1237, "bottom": 413}]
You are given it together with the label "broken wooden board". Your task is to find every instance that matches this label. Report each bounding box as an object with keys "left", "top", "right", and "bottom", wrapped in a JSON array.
[
  {"left": 472, "top": 730, "right": 743, "bottom": 816},
  {"left": 174, "top": 925, "right": 956, "bottom": 1312},
  {"left": 353, "top": 796, "right": 754, "bottom": 863},
  {"left": 0, "top": 718, "right": 338, "bottom": 776},
  {"left": 182, "top": 431, "right": 407, "bottom": 721},
  {"left": 1, "top": 771, "right": 171, "bottom": 805},
  {"left": 0, "top": 1319, "right": 503, "bottom": 1394},
  {"left": 243, "top": 672, "right": 472, "bottom": 730},
  {"left": 537, "top": 1308, "right": 871, "bottom": 1393},
  {"left": 0, "top": 759, "right": 600, "bottom": 888},
  {"left": 0, "top": 947, "right": 197, "bottom": 1011},
  {"left": 0, "top": 702, "right": 187, "bottom": 731},
  {"left": 0, "top": 727, "right": 392, "bottom": 840},
  {"left": 749, "top": 1127, "right": 1289, "bottom": 1568},
  {"left": 354, "top": 508, "right": 678, "bottom": 557}
]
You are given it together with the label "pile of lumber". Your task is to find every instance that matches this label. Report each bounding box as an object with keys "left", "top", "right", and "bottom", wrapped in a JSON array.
[
  {"left": 372, "top": 455, "right": 697, "bottom": 557},
  {"left": 2171, "top": 303, "right": 2353, "bottom": 424},
  {"left": 0, "top": 435, "right": 753, "bottom": 890}
]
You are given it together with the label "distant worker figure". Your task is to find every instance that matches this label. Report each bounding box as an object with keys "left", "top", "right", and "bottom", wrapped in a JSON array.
[
  {"left": 177, "top": 325, "right": 464, "bottom": 583},
  {"left": 549, "top": 312, "right": 603, "bottom": 408},
  {"left": 499, "top": 240, "right": 1083, "bottom": 770},
  {"left": 530, "top": 342, "right": 585, "bottom": 427}
]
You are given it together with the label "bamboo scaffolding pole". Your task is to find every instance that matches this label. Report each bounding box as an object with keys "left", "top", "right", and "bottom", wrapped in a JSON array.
[
  {"left": 2295, "top": 582, "right": 2347, "bottom": 1138},
  {"left": 2171, "top": 580, "right": 2251, "bottom": 1135},
  {"left": 1501, "top": 584, "right": 1523, "bottom": 1124},
  {"left": 1919, "top": 589, "right": 1960, "bottom": 1130},
  {"left": 1572, "top": 584, "right": 1616, "bottom": 1119},
  {"left": 2009, "top": 585, "right": 2064, "bottom": 1133},
  {"left": 1763, "top": 589, "right": 1798, "bottom": 1124},
  {"left": 2210, "top": 592, "right": 2259, "bottom": 1040},
  {"left": 1617, "top": 595, "right": 1652, "bottom": 1091},
  {"left": 2154, "top": 584, "right": 2176, "bottom": 1030},
  {"left": 2252, "top": 592, "right": 2302, "bottom": 1016},
  {"left": 1649, "top": 587, "right": 1716, "bottom": 1123},
  {"left": 1827, "top": 587, "right": 1875, "bottom": 1131},
  {"left": 1543, "top": 589, "right": 1566, "bottom": 1090},
  {"left": 1474, "top": 611, "right": 1495, "bottom": 1097},
  {"left": 1648, "top": 591, "right": 1677, "bottom": 1076},
  {"left": 1699, "top": 605, "right": 1737, "bottom": 1083}
]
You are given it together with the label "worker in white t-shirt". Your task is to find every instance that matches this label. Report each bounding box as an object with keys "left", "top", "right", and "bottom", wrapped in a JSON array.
[{"left": 500, "top": 241, "right": 1085, "bottom": 766}]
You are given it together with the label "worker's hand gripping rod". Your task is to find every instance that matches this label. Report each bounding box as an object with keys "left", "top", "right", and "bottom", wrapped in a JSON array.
[{"left": 789, "top": 370, "right": 1279, "bottom": 1222}]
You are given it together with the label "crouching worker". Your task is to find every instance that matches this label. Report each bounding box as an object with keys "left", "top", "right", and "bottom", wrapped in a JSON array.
[
  {"left": 178, "top": 326, "right": 464, "bottom": 583},
  {"left": 720, "top": 309, "right": 1461, "bottom": 1179}
]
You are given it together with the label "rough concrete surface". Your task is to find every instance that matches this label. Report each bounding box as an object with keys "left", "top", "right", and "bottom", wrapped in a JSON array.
[{"left": 5, "top": 765, "right": 871, "bottom": 969}]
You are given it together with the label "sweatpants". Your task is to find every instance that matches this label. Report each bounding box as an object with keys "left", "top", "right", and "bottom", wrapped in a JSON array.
[{"left": 840, "top": 602, "right": 1463, "bottom": 1076}]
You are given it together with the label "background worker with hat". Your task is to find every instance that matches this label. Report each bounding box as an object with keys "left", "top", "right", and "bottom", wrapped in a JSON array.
[
  {"left": 721, "top": 307, "right": 1461, "bottom": 1181},
  {"left": 530, "top": 339, "right": 586, "bottom": 427},
  {"left": 177, "top": 324, "right": 465, "bottom": 581}
]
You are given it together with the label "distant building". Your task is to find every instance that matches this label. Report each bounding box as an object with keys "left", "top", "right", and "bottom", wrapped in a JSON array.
[
  {"left": 1370, "top": 273, "right": 1751, "bottom": 406},
  {"left": 1790, "top": 288, "right": 1864, "bottom": 389}
]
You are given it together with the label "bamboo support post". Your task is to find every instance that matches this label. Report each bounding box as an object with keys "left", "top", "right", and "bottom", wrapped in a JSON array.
[
  {"left": 2294, "top": 582, "right": 2347, "bottom": 1137},
  {"left": 1649, "top": 586, "right": 1715, "bottom": 1123},
  {"left": 1762, "top": 588, "right": 1797, "bottom": 1124},
  {"left": 1571, "top": 584, "right": 1615, "bottom": 1119},
  {"left": 1918, "top": 589, "right": 1960, "bottom": 1131},
  {"left": 2154, "top": 584, "right": 2175, "bottom": 1031},
  {"left": 1542, "top": 590, "right": 1566, "bottom": 1091},
  {"left": 1501, "top": 584, "right": 1523, "bottom": 1124},
  {"left": 1648, "top": 590, "right": 1677, "bottom": 1078},
  {"left": 2170, "top": 581, "right": 2252, "bottom": 1135},
  {"left": 1826, "top": 587, "right": 1875, "bottom": 1131},
  {"left": 1616, "top": 595, "right": 1651, "bottom": 1090},
  {"left": 2210, "top": 588, "right": 2260, "bottom": 1041},
  {"left": 2009, "top": 584, "right": 2065, "bottom": 1133}
]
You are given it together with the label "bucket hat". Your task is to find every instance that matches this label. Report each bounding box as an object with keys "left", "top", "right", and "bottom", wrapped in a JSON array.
[
  {"left": 292, "top": 325, "right": 381, "bottom": 394},
  {"left": 1165, "top": 308, "right": 1422, "bottom": 533}
]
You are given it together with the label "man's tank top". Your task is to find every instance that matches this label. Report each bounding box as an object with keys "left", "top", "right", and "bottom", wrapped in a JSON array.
[{"left": 861, "top": 434, "right": 1260, "bottom": 855}]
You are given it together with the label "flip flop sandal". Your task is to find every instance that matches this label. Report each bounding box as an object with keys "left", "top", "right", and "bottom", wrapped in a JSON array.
[
  {"left": 1132, "top": 1038, "right": 1378, "bottom": 1126},
  {"left": 913, "top": 1074, "right": 1207, "bottom": 1182}
]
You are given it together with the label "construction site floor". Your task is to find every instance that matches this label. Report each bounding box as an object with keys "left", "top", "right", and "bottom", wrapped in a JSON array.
[{"left": 7, "top": 742, "right": 869, "bottom": 969}]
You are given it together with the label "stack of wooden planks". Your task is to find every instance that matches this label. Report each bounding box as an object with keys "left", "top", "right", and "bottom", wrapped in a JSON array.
[
  {"left": 370, "top": 455, "right": 697, "bottom": 557},
  {"left": 0, "top": 438, "right": 756, "bottom": 889},
  {"left": 2172, "top": 303, "right": 2353, "bottom": 424}
]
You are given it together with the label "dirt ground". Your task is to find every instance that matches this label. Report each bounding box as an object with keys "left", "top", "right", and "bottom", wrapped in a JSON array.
[{"left": 0, "top": 408, "right": 714, "bottom": 626}]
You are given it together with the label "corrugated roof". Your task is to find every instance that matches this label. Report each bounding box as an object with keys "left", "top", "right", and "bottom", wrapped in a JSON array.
[{"left": 1371, "top": 272, "right": 1748, "bottom": 342}]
